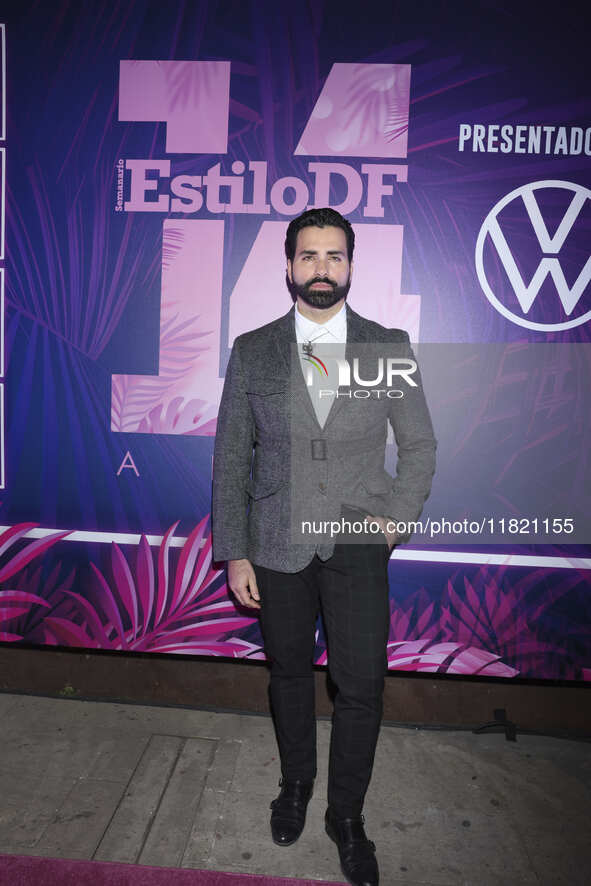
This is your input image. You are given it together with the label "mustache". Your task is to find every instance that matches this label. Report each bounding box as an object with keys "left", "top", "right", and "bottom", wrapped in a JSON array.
[{"left": 305, "top": 278, "right": 336, "bottom": 289}]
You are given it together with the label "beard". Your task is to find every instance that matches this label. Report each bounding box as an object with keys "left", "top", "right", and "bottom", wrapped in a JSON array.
[{"left": 290, "top": 275, "right": 351, "bottom": 309}]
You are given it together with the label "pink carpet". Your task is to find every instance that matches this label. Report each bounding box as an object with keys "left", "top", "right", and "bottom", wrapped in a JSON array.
[{"left": 0, "top": 854, "right": 345, "bottom": 885}]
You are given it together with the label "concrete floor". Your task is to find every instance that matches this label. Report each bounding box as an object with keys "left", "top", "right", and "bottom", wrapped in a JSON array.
[{"left": 0, "top": 693, "right": 589, "bottom": 885}]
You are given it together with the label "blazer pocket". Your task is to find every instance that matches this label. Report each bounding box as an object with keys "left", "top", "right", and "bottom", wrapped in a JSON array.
[
  {"left": 361, "top": 472, "right": 394, "bottom": 495},
  {"left": 246, "top": 377, "right": 289, "bottom": 433},
  {"left": 245, "top": 377, "right": 288, "bottom": 395},
  {"left": 246, "top": 475, "right": 286, "bottom": 500}
]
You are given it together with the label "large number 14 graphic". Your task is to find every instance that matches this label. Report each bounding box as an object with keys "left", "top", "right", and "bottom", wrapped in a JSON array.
[{"left": 111, "top": 61, "right": 420, "bottom": 436}]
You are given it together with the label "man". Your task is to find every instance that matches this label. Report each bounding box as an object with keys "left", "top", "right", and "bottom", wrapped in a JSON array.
[{"left": 212, "top": 208, "right": 436, "bottom": 886}]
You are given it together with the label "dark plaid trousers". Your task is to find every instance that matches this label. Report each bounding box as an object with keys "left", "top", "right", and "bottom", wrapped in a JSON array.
[{"left": 254, "top": 538, "right": 390, "bottom": 817}]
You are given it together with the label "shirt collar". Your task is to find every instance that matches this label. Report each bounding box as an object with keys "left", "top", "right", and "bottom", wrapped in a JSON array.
[{"left": 295, "top": 300, "right": 347, "bottom": 344}]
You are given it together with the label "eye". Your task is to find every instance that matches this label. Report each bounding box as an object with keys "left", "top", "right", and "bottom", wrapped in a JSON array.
[{"left": 330, "top": 255, "right": 342, "bottom": 262}]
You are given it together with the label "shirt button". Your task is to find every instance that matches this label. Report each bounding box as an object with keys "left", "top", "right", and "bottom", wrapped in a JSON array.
[{"left": 319, "top": 482, "right": 326, "bottom": 493}]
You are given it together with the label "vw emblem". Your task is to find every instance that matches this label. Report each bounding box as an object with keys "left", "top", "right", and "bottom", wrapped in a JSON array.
[{"left": 475, "top": 180, "right": 591, "bottom": 331}]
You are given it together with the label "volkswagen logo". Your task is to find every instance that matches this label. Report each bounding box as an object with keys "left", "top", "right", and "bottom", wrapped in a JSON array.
[{"left": 475, "top": 180, "right": 591, "bottom": 331}]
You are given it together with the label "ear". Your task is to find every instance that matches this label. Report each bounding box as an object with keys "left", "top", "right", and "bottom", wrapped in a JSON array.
[
  {"left": 349, "top": 259, "right": 354, "bottom": 281},
  {"left": 286, "top": 259, "right": 293, "bottom": 283}
]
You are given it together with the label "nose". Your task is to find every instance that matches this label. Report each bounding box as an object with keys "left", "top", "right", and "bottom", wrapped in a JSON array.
[{"left": 315, "top": 256, "right": 329, "bottom": 276}]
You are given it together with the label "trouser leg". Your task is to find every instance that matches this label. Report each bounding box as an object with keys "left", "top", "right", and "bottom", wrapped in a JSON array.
[
  {"left": 255, "top": 559, "right": 320, "bottom": 782},
  {"left": 318, "top": 542, "right": 390, "bottom": 817}
]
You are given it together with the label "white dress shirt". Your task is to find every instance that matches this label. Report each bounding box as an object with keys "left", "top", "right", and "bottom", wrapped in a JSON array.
[
  {"left": 295, "top": 301, "right": 347, "bottom": 427},
  {"left": 294, "top": 300, "right": 347, "bottom": 347}
]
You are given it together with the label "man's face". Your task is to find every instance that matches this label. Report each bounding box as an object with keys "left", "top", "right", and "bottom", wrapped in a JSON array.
[{"left": 287, "top": 225, "right": 352, "bottom": 309}]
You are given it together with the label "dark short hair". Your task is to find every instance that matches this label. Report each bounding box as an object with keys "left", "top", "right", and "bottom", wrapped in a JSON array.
[{"left": 284, "top": 208, "right": 355, "bottom": 262}]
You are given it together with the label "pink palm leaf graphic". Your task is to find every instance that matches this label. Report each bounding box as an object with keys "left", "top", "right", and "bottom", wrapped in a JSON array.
[
  {"left": 438, "top": 564, "right": 582, "bottom": 675},
  {"left": 0, "top": 523, "right": 73, "bottom": 641},
  {"left": 48, "top": 517, "right": 260, "bottom": 656},
  {"left": 313, "top": 582, "right": 518, "bottom": 675},
  {"left": 385, "top": 581, "right": 519, "bottom": 676},
  {"left": 344, "top": 65, "right": 409, "bottom": 146},
  {"left": 385, "top": 584, "right": 518, "bottom": 676}
]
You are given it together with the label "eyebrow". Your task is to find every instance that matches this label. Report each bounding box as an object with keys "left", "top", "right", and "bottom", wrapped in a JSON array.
[{"left": 298, "top": 249, "right": 345, "bottom": 256}]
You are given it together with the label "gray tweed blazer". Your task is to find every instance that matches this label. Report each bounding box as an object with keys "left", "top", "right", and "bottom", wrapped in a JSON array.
[{"left": 212, "top": 303, "right": 436, "bottom": 573}]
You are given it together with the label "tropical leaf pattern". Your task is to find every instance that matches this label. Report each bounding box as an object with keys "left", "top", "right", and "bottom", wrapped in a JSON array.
[
  {"left": 344, "top": 64, "right": 410, "bottom": 145},
  {"left": 110, "top": 221, "right": 223, "bottom": 435},
  {"left": 1, "top": 522, "right": 590, "bottom": 679},
  {"left": 135, "top": 396, "right": 218, "bottom": 436},
  {"left": 0, "top": 519, "right": 260, "bottom": 657},
  {"left": 0, "top": 524, "right": 73, "bottom": 642},
  {"left": 2, "top": 520, "right": 590, "bottom": 677},
  {"left": 314, "top": 559, "right": 591, "bottom": 678}
]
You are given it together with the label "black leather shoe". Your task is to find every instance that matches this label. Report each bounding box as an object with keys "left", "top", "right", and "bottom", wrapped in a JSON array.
[
  {"left": 325, "top": 807, "right": 379, "bottom": 886},
  {"left": 269, "top": 778, "right": 314, "bottom": 846}
]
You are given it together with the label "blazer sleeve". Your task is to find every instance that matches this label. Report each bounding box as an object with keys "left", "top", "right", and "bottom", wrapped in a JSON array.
[
  {"left": 212, "top": 337, "right": 255, "bottom": 562},
  {"left": 384, "top": 332, "right": 437, "bottom": 542}
]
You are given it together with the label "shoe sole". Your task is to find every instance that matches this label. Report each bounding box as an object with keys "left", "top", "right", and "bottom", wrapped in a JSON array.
[{"left": 271, "top": 834, "right": 300, "bottom": 847}]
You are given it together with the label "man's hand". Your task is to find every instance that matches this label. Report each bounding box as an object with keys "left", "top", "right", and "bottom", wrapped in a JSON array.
[
  {"left": 366, "top": 515, "right": 399, "bottom": 551},
  {"left": 227, "top": 558, "right": 261, "bottom": 609}
]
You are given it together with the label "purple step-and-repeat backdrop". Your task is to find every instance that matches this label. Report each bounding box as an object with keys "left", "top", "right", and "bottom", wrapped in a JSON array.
[{"left": 0, "top": 1, "right": 589, "bottom": 679}]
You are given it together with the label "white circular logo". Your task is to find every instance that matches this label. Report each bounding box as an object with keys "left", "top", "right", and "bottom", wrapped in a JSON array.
[{"left": 475, "top": 180, "right": 591, "bottom": 331}]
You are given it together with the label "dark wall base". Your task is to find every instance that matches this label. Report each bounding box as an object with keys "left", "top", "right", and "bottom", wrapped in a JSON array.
[{"left": 1, "top": 646, "right": 589, "bottom": 735}]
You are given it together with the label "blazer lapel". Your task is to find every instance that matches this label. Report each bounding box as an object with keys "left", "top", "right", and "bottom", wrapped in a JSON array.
[
  {"left": 322, "top": 303, "right": 371, "bottom": 431},
  {"left": 272, "top": 306, "right": 323, "bottom": 428}
]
